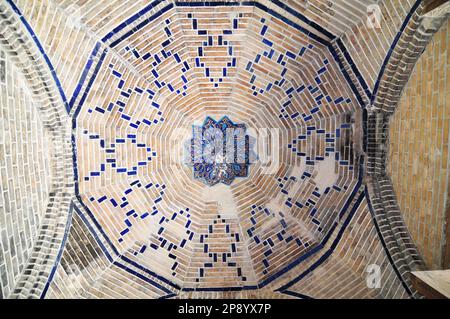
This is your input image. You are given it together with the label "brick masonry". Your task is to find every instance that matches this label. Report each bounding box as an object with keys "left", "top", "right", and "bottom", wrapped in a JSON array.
[{"left": 0, "top": 0, "right": 448, "bottom": 299}]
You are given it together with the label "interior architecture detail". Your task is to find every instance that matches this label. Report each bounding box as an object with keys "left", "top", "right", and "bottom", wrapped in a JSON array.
[
  {"left": 186, "top": 116, "right": 255, "bottom": 186},
  {"left": 0, "top": 0, "right": 448, "bottom": 299}
]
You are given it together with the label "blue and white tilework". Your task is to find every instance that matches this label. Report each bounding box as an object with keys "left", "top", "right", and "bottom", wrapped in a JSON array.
[{"left": 72, "top": 2, "right": 363, "bottom": 291}]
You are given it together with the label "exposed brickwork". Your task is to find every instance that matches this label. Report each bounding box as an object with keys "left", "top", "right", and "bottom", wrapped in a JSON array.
[
  {"left": 0, "top": 0, "right": 448, "bottom": 299},
  {"left": 388, "top": 18, "right": 450, "bottom": 270}
]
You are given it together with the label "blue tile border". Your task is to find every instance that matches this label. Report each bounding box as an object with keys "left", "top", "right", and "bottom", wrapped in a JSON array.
[
  {"left": 69, "top": 42, "right": 102, "bottom": 109},
  {"left": 281, "top": 290, "right": 313, "bottom": 299},
  {"left": 71, "top": 47, "right": 108, "bottom": 129},
  {"left": 328, "top": 45, "right": 366, "bottom": 108},
  {"left": 68, "top": 0, "right": 368, "bottom": 113},
  {"left": 120, "top": 255, "right": 181, "bottom": 290},
  {"left": 6, "top": 0, "right": 70, "bottom": 113},
  {"left": 113, "top": 261, "right": 174, "bottom": 295}
]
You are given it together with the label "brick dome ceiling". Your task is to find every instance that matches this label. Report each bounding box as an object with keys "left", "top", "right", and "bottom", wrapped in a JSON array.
[
  {"left": 72, "top": 1, "right": 364, "bottom": 293},
  {"left": 1, "top": 0, "right": 448, "bottom": 299}
]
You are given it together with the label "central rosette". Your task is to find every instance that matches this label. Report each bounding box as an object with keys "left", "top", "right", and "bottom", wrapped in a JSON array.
[{"left": 186, "top": 116, "right": 255, "bottom": 186}]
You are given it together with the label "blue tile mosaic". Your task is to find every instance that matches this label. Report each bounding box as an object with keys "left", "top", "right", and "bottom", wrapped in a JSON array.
[{"left": 186, "top": 116, "right": 256, "bottom": 186}]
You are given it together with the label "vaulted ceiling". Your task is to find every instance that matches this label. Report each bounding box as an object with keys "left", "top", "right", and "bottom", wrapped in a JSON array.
[{"left": 0, "top": 0, "right": 447, "bottom": 299}]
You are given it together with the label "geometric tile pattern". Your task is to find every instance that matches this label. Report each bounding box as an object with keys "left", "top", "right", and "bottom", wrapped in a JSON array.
[{"left": 1, "top": 0, "right": 434, "bottom": 300}]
